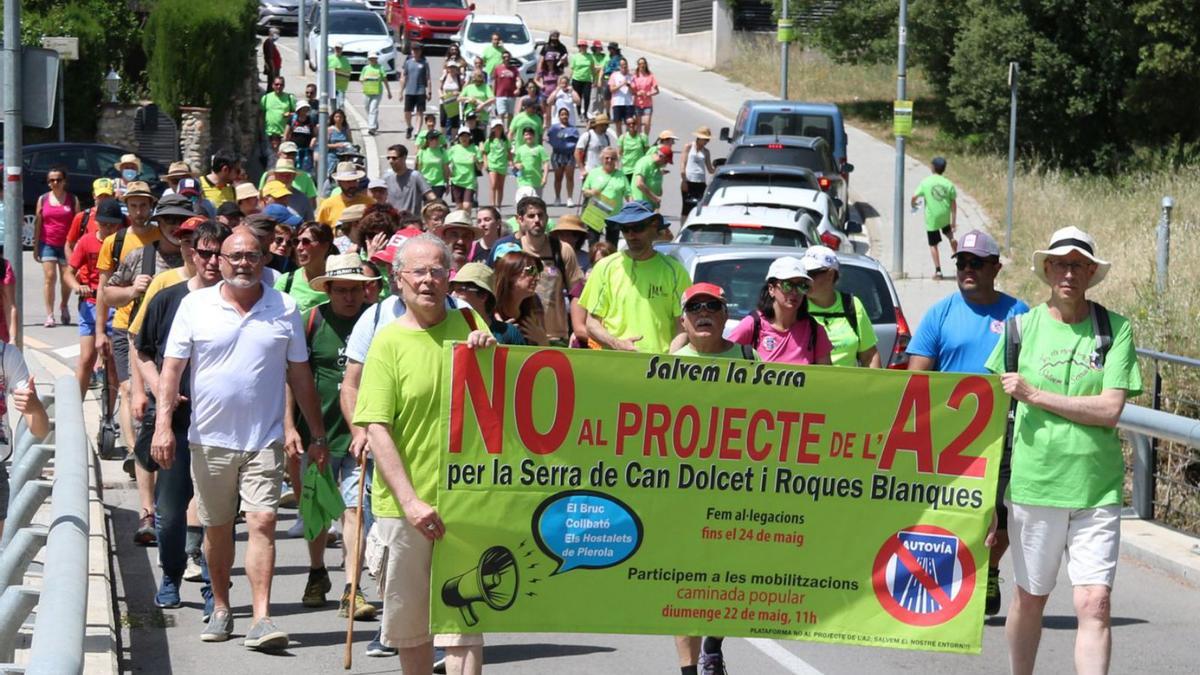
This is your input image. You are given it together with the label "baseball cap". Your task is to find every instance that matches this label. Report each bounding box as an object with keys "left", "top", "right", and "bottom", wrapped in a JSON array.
[
  {"left": 367, "top": 177, "right": 387, "bottom": 191},
  {"left": 656, "top": 145, "right": 673, "bottom": 162},
  {"left": 175, "top": 216, "right": 207, "bottom": 237},
  {"left": 766, "top": 256, "right": 811, "bottom": 282},
  {"left": 92, "top": 178, "right": 115, "bottom": 197},
  {"left": 800, "top": 245, "right": 839, "bottom": 272},
  {"left": 96, "top": 199, "right": 125, "bottom": 224},
  {"left": 591, "top": 39, "right": 602, "bottom": 48},
  {"left": 176, "top": 177, "right": 201, "bottom": 198},
  {"left": 278, "top": 141, "right": 299, "bottom": 154},
  {"left": 261, "top": 180, "right": 292, "bottom": 199},
  {"left": 953, "top": 230, "right": 1000, "bottom": 259},
  {"left": 681, "top": 282, "right": 726, "bottom": 308},
  {"left": 264, "top": 203, "right": 302, "bottom": 228},
  {"left": 577, "top": 38, "right": 588, "bottom": 46}
]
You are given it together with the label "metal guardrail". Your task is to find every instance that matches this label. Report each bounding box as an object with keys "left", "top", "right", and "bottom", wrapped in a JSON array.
[
  {"left": 0, "top": 375, "right": 88, "bottom": 674},
  {"left": 1126, "top": 349, "right": 1200, "bottom": 525}
]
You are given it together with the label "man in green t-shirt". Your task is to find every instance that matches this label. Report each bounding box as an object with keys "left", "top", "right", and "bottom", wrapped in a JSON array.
[
  {"left": 481, "top": 33, "right": 505, "bottom": 74},
  {"left": 508, "top": 100, "right": 544, "bottom": 145},
  {"left": 580, "top": 201, "right": 690, "bottom": 354},
  {"left": 328, "top": 43, "right": 352, "bottom": 111},
  {"left": 353, "top": 233, "right": 494, "bottom": 673},
  {"left": 512, "top": 127, "right": 548, "bottom": 198},
  {"left": 360, "top": 52, "right": 393, "bottom": 136},
  {"left": 630, "top": 145, "right": 671, "bottom": 210},
  {"left": 291, "top": 253, "right": 381, "bottom": 619},
  {"left": 983, "top": 226, "right": 1139, "bottom": 675},
  {"left": 260, "top": 77, "right": 296, "bottom": 139},
  {"left": 910, "top": 156, "right": 958, "bottom": 279}
]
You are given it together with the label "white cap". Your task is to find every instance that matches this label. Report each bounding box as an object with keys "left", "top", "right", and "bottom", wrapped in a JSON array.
[
  {"left": 489, "top": 118, "right": 505, "bottom": 129},
  {"left": 800, "top": 245, "right": 839, "bottom": 272},
  {"left": 368, "top": 50, "right": 379, "bottom": 59},
  {"left": 367, "top": 177, "right": 387, "bottom": 190},
  {"left": 766, "top": 256, "right": 811, "bottom": 282},
  {"left": 334, "top": 41, "right": 344, "bottom": 49},
  {"left": 456, "top": 127, "right": 472, "bottom": 137}
]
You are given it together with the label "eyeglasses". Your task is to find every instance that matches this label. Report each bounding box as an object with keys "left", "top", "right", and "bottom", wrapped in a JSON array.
[
  {"left": 274, "top": 236, "right": 294, "bottom": 246},
  {"left": 684, "top": 300, "right": 725, "bottom": 314},
  {"left": 296, "top": 237, "right": 318, "bottom": 247},
  {"left": 452, "top": 284, "right": 486, "bottom": 296},
  {"left": 1048, "top": 259, "right": 1093, "bottom": 274},
  {"left": 402, "top": 266, "right": 449, "bottom": 280},
  {"left": 520, "top": 265, "right": 542, "bottom": 278},
  {"left": 195, "top": 249, "right": 221, "bottom": 261},
  {"left": 220, "top": 251, "right": 263, "bottom": 264},
  {"left": 619, "top": 222, "right": 651, "bottom": 234},
  {"left": 955, "top": 256, "right": 993, "bottom": 271},
  {"left": 776, "top": 279, "right": 812, "bottom": 294}
]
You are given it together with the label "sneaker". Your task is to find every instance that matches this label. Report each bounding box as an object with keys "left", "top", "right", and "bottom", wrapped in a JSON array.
[
  {"left": 244, "top": 617, "right": 289, "bottom": 651},
  {"left": 155, "top": 575, "right": 182, "bottom": 609},
  {"left": 566, "top": 197, "right": 576, "bottom": 208},
  {"left": 406, "top": 127, "right": 413, "bottom": 139},
  {"left": 122, "top": 452, "right": 137, "bottom": 480},
  {"left": 985, "top": 566, "right": 1002, "bottom": 616},
  {"left": 365, "top": 629, "right": 397, "bottom": 657},
  {"left": 286, "top": 516, "right": 305, "bottom": 538},
  {"left": 43, "top": 315, "right": 55, "bottom": 328},
  {"left": 200, "top": 608, "right": 233, "bottom": 642},
  {"left": 279, "top": 483, "right": 298, "bottom": 509},
  {"left": 326, "top": 529, "right": 342, "bottom": 549},
  {"left": 433, "top": 647, "right": 447, "bottom": 674},
  {"left": 134, "top": 512, "right": 157, "bottom": 546},
  {"left": 933, "top": 267, "right": 944, "bottom": 280},
  {"left": 60, "top": 307, "right": 70, "bottom": 325},
  {"left": 338, "top": 587, "right": 378, "bottom": 620},
  {"left": 302, "top": 568, "right": 331, "bottom": 607},
  {"left": 184, "top": 555, "right": 204, "bottom": 583},
  {"left": 700, "top": 650, "right": 727, "bottom": 675}
]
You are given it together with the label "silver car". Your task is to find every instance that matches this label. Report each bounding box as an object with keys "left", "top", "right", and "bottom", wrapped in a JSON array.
[
  {"left": 258, "top": 0, "right": 302, "bottom": 32},
  {"left": 655, "top": 243, "right": 912, "bottom": 368}
]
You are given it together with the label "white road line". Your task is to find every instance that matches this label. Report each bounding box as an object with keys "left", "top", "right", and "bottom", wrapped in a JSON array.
[
  {"left": 54, "top": 343, "right": 81, "bottom": 359},
  {"left": 746, "top": 638, "right": 825, "bottom": 675}
]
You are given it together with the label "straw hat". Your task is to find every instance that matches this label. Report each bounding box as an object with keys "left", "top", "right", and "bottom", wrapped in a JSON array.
[
  {"left": 308, "top": 253, "right": 381, "bottom": 293},
  {"left": 166, "top": 161, "right": 192, "bottom": 179},
  {"left": 694, "top": 126, "right": 712, "bottom": 140},
  {"left": 272, "top": 158, "right": 298, "bottom": 175},
  {"left": 435, "top": 209, "right": 484, "bottom": 237},
  {"left": 549, "top": 214, "right": 588, "bottom": 236},
  {"left": 116, "top": 153, "right": 142, "bottom": 171},
  {"left": 452, "top": 262, "right": 495, "bottom": 296},
  {"left": 1032, "top": 226, "right": 1110, "bottom": 288},
  {"left": 333, "top": 161, "right": 366, "bottom": 181},
  {"left": 120, "top": 181, "right": 156, "bottom": 203},
  {"left": 338, "top": 203, "right": 367, "bottom": 225},
  {"left": 234, "top": 183, "right": 259, "bottom": 202}
]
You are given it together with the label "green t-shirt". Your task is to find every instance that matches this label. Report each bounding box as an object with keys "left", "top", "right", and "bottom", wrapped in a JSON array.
[
  {"left": 984, "top": 303, "right": 1142, "bottom": 509},
  {"left": 912, "top": 174, "right": 957, "bottom": 231},
  {"left": 329, "top": 54, "right": 352, "bottom": 92},
  {"left": 275, "top": 268, "right": 328, "bottom": 312},
  {"left": 807, "top": 293, "right": 878, "bottom": 367},
  {"left": 513, "top": 144, "right": 548, "bottom": 188},
  {"left": 360, "top": 63, "right": 385, "bottom": 96},
  {"left": 482, "top": 137, "right": 511, "bottom": 173},
  {"left": 582, "top": 168, "right": 629, "bottom": 204},
  {"left": 460, "top": 83, "right": 493, "bottom": 123},
  {"left": 630, "top": 154, "right": 662, "bottom": 202},
  {"left": 482, "top": 45, "right": 505, "bottom": 75},
  {"left": 619, "top": 132, "right": 650, "bottom": 176},
  {"left": 447, "top": 144, "right": 481, "bottom": 189},
  {"left": 258, "top": 168, "right": 318, "bottom": 199},
  {"left": 509, "top": 112, "right": 543, "bottom": 145},
  {"left": 569, "top": 53, "right": 595, "bottom": 82},
  {"left": 417, "top": 146, "right": 449, "bottom": 186},
  {"left": 300, "top": 303, "right": 365, "bottom": 457},
  {"left": 579, "top": 252, "right": 691, "bottom": 354},
  {"left": 353, "top": 310, "right": 484, "bottom": 513},
  {"left": 261, "top": 92, "right": 296, "bottom": 137},
  {"left": 673, "top": 343, "right": 754, "bottom": 360}
]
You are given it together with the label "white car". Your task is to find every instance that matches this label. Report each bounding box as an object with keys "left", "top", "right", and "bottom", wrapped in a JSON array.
[
  {"left": 676, "top": 205, "right": 823, "bottom": 249},
  {"left": 307, "top": 8, "right": 397, "bottom": 75},
  {"left": 695, "top": 183, "right": 850, "bottom": 252},
  {"left": 452, "top": 13, "right": 539, "bottom": 81}
]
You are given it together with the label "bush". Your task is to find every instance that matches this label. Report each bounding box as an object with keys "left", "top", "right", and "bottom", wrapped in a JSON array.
[{"left": 143, "top": 0, "right": 259, "bottom": 120}]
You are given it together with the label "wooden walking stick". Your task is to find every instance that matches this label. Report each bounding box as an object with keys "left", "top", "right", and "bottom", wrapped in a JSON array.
[{"left": 344, "top": 448, "right": 369, "bottom": 669}]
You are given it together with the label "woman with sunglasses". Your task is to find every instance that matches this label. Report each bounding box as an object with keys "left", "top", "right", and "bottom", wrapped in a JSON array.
[
  {"left": 33, "top": 166, "right": 81, "bottom": 327},
  {"left": 269, "top": 223, "right": 297, "bottom": 274},
  {"left": 727, "top": 256, "right": 832, "bottom": 365},
  {"left": 799, "top": 246, "right": 881, "bottom": 367},
  {"left": 492, "top": 249, "right": 549, "bottom": 346},
  {"left": 274, "top": 222, "right": 335, "bottom": 311}
]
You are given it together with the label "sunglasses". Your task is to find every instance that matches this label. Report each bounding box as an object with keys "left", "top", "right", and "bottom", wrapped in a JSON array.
[
  {"left": 619, "top": 222, "right": 651, "bottom": 234},
  {"left": 296, "top": 237, "right": 318, "bottom": 247},
  {"left": 274, "top": 236, "right": 294, "bottom": 246},
  {"left": 452, "top": 284, "right": 486, "bottom": 296},
  {"left": 387, "top": 155, "right": 402, "bottom": 161},
  {"left": 776, "top": 279, "right": 812, "bottom": 294},
  {"left": 520, "top": 264, "right": 542, "bottom": 278},
  {"left": 684, "top": 300, "right": 725, "bottom": 314},
  {"left": 195, "top": 249, "right": 220, "bottom": 261},
  {"left": 955, "top": 256, "right": 993, "bottom": 271}
]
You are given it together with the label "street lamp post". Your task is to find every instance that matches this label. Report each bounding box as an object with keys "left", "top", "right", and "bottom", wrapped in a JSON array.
[
  {"left": 891, "top": 0, "right": 908, "bottom": 278},
  {"left": 104, "top": 67, "right": 121, "bottom": 103},
  {"left": 3, "top": 0, "right": 24, "bottom": 346}
]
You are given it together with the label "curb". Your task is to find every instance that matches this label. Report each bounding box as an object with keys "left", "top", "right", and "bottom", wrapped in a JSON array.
[
  {"left": 85, "top": 439, "right": 120, "bottom": 675},
  {"left": 1120, "top": 517, "right": 1200, "bottom": 587}
]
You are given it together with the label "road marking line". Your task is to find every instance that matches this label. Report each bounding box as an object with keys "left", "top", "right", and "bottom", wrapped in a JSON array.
[
  {"left": 746, "top": 638, "right": 824, "bottom": 675},
  {"left": 23, "top": 336, "right": 50, "bottom": 349},
  {"left": 54, "top": 343, "right": 82, "bottom": 359}
]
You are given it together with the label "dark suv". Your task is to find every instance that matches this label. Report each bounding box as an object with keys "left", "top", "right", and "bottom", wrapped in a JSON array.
[{"left": 721, "top": 135, "right": 853, "bottom": 225}]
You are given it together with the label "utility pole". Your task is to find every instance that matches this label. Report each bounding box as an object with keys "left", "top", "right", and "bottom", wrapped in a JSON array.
[
  {"left": 4, "top": 0, "right": 24, "bottom": 347},
  {"left": 779, "top": 1, "right": 790, "bottom": 99},
  {"left": 317, "top": 0, "right": 330, "bottom": 195},
  {"left": 299, "top": 0, "right": 307, "bottom": 76},
  {"left": 572, "top": 0, "right": 579, "bottom": 52},
  {"left": 1004, "top": 62, "right": 1018, "bottom": 256},
  {"left": 891, "top": 0, "right": 908, "bottom": 277}
]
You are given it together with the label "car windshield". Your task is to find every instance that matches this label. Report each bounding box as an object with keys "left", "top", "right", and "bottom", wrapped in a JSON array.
[
  {"left": 751, "top": 113, "right": 834, "bottom": 146},
  {"left": 328, "top": 12, "right": 388, "bottom": 35},
  {"left": 693, "top": 258, "right": 896, "bottom": 324},
  {"left": 467, "top": 22, "right": 530, "bottom": 44},
  {"left": 709, "top": 171, "right": 818, "bottom": 192},
  {"left": 728, "top": 146, "right": 827, "bottom": 173},
  {"left": 679, "top": 225, "right": 810, "bottom": 248},
  {"left": 409, "top": 0, "right": 466, "bottom": 7}
]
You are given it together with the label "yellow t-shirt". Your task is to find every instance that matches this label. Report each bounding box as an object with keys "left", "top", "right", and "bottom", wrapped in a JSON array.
[
  {"left": 316, "top": 192, "right": 373, "bottom": 228},
  {"left": 128, "top": 267, "right": 189, "bottom": 336},
  {"left": 97, "top": 227, "right": 162, "bottom": 331},
  {"left": 200, "top": 175, "right": 236, "bottom": 206},
  {"left": 578, "top": 252, "right": 691, "bottom": 354}
]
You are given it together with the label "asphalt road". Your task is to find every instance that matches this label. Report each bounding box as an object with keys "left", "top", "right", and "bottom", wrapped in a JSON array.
[{"left": 17, "top": 35, "right": 1195, "bottom": 675}]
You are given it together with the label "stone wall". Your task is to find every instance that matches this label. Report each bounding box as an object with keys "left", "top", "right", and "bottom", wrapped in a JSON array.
[
  {"left": 179, "top": 107, "right": 212, "bottom": 175},
  {"left": 96, "top": 104, "right": 140, "bottom": 150},
  {"left": 210, "top": 60, "right": 265, "bottom": 173}
]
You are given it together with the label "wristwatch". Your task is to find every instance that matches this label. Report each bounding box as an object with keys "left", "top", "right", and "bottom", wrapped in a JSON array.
[{"left": 311, "top": 436, "right": 328, "bottom": 447}]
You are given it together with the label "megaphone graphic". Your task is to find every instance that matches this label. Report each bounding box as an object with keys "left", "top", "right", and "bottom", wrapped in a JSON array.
[{"left": 441, "top": 546, "right": 520, "bottom": 626}]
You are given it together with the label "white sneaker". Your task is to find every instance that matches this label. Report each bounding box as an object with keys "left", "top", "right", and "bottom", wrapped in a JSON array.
[
  {"left": 566, "top": 198, "right": 576, "bottom": 208},
  {"left": 286, "top": 517, "right": 305, "bottom": 539}
]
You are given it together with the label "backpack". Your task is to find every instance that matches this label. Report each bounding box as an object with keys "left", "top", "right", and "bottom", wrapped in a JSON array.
[
  {"left": 803, "top": 291, "right": 858, "bottom": 335},
  {"left": 749, "top": 311, "right": 819, "bottom": 359},
  {"left": 72, "top": 207, "right": 94, "bottom": 244},
  {"left": 123, "top": 241, "right": 160, "bottom": 320}
]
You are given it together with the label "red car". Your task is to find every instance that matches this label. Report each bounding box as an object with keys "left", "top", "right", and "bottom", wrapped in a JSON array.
[{"left": 387, "top": 0, "right": 473, "bottom": 53}]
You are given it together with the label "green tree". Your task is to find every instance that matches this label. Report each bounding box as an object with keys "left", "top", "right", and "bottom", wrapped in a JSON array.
[{"left": 1125, "top": 0, "right": 1200, "bottom": 147}]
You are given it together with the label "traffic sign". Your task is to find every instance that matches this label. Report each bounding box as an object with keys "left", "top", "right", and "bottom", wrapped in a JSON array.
[
  {"left": 40, "top": 37, "right": 79, "bottom": 61},
  {"left": 893, "top": 100, "right": 913, "bottom": 138},
  {"left": 871, "top": 525, "right": 975, "bottom": 627},
  {"left": 0, "top": 47, "right": 60, "bottom": 129}
]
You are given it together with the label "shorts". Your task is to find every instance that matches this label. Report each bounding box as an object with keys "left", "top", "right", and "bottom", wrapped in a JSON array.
[
  {"left": 190, "top": 444, "right": 285, "bottom": 526},
  {"left": 404, "top": 94, "right": 427, "bottom": 113},
  {"left": 551, "top": 150, "right": 575, "bottom": 168},
  {"left": 38, "top": 243, "right": 65, "bottom": 262},
  {"left": 449, "top": 184, "right": 476, "bottom": 206},
  {"left": 926, "top": 225, "right": 954, "bottom": 246},
  {"left": 78, "top": 300, "right": 114, "bottom": 338},
  {"left": 376, "top": 517, "right": 484, "bottom": 649},
  {"left": 635, "top": 106, "right": 652, "bottom": 116},
  {"left": 494, "top": 97, "right": 515, "bottom": 117},
  {"left": 112, "top": 329, "right": 132, "bottom": 383},
  {"left": 610, "top": 105, "right": 635, "bottom": 122},
  {"left": 1007, "top": 502, "right": 1121, "bottom": 596}
]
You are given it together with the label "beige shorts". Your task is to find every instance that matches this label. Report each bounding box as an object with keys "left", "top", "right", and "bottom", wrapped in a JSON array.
[
  {"left": 190, "top": 444, "right": 285, "bottom": 526},
  {"left": 375, "top": 517, "right": 483, "bottom": 650},
  {"left": 1008, "top": 501, "right": 1121, "bottom": 596}
]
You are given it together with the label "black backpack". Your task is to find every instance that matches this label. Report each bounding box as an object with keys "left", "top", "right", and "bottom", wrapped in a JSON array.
[{"left": 803, "top": 291, "right": 858, "bottom": 335}]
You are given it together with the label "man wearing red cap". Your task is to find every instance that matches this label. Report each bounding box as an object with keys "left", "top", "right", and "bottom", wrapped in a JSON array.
[{"left": 631, "top": 145, "right": 672, "bottom": 210}]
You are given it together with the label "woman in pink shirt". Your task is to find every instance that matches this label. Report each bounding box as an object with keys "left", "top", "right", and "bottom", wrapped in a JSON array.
[
  {"left": 728, "top": 256, "right": 833, "bottom": 365},
  {"left": 632, "top": 57, "right": 660, "bottom": 137},
  {"left": 32, "top": 166, "right": 80, "bottom": 327}
]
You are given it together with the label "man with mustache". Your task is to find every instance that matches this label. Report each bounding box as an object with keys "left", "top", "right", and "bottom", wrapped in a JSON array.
[{"left": 435, "top": 210, "right": 483, "bottom": 272}]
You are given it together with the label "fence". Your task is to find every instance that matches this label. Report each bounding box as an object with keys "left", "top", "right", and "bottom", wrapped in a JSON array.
[{"left": 0, "top": 376, "right": 88, "bottom": 674}]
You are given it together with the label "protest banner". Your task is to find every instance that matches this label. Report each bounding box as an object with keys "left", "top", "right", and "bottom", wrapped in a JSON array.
[{"left": 430, "top": 345, "right": 1006, "bottom": 653}]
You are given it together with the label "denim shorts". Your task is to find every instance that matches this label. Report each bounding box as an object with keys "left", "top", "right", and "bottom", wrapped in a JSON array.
[
  {"left": 38, "top": 243, "right": 65, "bottom": 262},
  {"left": 78, "top": 300, "right": 115, "bottom": 337}
]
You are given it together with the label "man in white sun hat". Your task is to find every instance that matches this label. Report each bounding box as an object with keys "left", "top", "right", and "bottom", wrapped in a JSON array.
[
  {"left": 435, "top": 209, "right": 483, "bottom": 271},
  {"left": 984, "top": 226, "right": 1140, "bottom": 675}
]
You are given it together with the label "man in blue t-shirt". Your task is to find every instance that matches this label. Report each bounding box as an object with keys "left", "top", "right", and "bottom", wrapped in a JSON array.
[{"left": 907, "top": 228, "right": 1029, "bottom": 618}]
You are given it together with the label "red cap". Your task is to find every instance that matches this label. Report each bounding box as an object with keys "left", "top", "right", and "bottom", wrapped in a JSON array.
[
  {"left": 176, "top": 215, "right": 206, "bottom": 236},
  {"left": 591, "top": 39, "right": 602, "bottom": 47},
  {"left": 681, "top": 282, "right": 726, "bottom": 307},
  {"left": 657, "top": 145, "right": 673, "bottom": 162},
  {"left": 577, "top": 38, "right": 588, "bottom": 46}
]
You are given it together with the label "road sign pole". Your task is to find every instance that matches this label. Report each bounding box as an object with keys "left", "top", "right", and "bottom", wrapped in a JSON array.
[
  {"left": 4, "top": 0, "right": 24, "bottom": 347},
  {"left": 56, "top": 63, "right": 64, "bottom": 142},
  {"left": 317, "top": 0, "right": 330, "bottom": 196},
  {"left": 299, "top": 0, "right": 307, "bottom": 76},
  {"left": 892, "top": 0, "right": 908, "bottom": 278},
  {"left": 779, "top": 1, "right": 790, "bottom": 99},
  {"left": 1004, "top": 62, "right": 1018, "bottom": 256}
]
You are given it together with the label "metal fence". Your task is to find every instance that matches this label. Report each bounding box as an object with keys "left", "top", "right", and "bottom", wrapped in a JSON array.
[{"left": 0, "top": 375, "right": 88, "bottom": 674}]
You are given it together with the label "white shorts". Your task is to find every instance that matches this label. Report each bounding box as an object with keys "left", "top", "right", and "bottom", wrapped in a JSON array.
[
  {"left": 1007, "top": 501, "right": 1121, "bottom": 596},
  {"left": 494, "top": 97, "right": 515, "bottom": 117}
]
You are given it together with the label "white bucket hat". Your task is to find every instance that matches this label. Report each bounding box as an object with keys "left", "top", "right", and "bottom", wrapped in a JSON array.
[
  {"left": 1032, "top": 226, "right": 1110, "bottom": 288},
  {"left": 308, "top": 253, "right": 381, "bottom": 293}
]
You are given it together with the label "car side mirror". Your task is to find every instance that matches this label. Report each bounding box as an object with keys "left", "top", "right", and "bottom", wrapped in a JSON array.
[
  {"left": 719, "top": 127, "right": 730, "bottom": 142},
  {"left": 842, "top": 162, "right": 855, "bottom": 174},
  {"left": 845, "top": 220, "right": 863, "bottom": 234},
  {"left": 713, "top": 158, "right": 726, "bottom": 168}
]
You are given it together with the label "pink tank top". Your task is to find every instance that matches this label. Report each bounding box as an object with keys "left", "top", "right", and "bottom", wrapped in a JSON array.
[{"left": 39, "top": 193, "right": 75, "bottom": 247}]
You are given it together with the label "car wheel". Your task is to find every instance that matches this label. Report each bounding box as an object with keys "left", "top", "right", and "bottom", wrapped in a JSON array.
[{"left": 22, "top": 214, "right": 35, "bottom": 250}]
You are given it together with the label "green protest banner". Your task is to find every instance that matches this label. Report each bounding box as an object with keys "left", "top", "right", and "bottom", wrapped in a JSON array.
[
  {"left": 431, "top": 345, "right": 1006, "bottom": 653},
  {"left": 579, "top": 193, "right": 617, "bottom": 233}
]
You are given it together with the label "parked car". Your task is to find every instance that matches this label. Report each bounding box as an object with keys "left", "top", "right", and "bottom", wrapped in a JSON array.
[
  {"left": 387, "top": 0, "right": 473, "bottom": 53},
  {"left": 719, "top": 101, "right": 849, "bottom": 182},
  {"left": 452, "top": 13, "right": 540, "bottom": 80},
  {"left": 306, "top": 6, "right": 398, "bottom": 74},
  {"left": 1, "top": 143, "right": 167, "bottom": 215},
  {"left": 656, "top": 243, "right": 912, "bottom": 368},
  {"left": 258, "top": 0, "right": 304, "bottom": 33},
  {"left": 720, "top": 135, "right": 853, "bottom": 224},
  {"left": 678, "top": 205, "right": 822, "bottom": 249}
]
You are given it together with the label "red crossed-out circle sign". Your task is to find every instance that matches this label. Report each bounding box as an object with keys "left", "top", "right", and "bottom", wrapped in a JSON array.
[{"left": 872, "top": 524, "right": 976, "bottom": 627}]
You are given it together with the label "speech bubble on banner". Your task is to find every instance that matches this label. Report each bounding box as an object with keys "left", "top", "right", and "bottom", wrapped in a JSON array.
[{"left": 531, "top": 490, "right": 643, "bottom": 575}]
